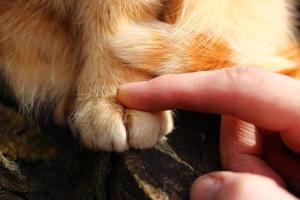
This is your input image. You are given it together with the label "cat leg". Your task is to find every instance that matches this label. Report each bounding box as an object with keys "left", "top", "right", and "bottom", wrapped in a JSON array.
[
  {"left": 70, "top": 3, "right": 173, "bottom": 151},
  {"left": 71, "top": 59, "right": 173, "bottom": 151}
]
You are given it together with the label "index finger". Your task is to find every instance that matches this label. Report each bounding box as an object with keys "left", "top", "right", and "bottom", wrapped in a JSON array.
[{"left": 117, "top": 67, "right": 300, "bottom": 133}]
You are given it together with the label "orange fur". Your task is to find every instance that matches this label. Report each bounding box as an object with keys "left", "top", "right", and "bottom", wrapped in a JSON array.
[
  {"left": 184, "top": 35, "right": 233, "bottom": 72},
  {"left": 278, "top": 46, "right": 300, "bottom": 78},
  {"left": 0, "top": 0, "right": 173, "bottom": 151},
  {"left": 162, "top": 0, "right": 183, "bottom": 24},
  {"left": 113, "top": 0, "right": 300, "bottom": 76},
  {"left": 0, "top": 0, "right": 299, "bottom": 151}
]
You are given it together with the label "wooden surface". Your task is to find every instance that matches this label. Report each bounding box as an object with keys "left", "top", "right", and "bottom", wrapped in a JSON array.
[
  {"left": 110, "top": 111, "right": 221, "bottom": 200},
  {"left": 0, "top": 101, "right": 111, "bottom": 200},
  {"left": 0, "top": 81, "right": 221, "bottom": 200}
]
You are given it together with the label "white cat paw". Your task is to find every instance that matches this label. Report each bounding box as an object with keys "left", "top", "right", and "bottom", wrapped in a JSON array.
[{"left": 71, "top": 99, "right": 173, "bottom": 152}]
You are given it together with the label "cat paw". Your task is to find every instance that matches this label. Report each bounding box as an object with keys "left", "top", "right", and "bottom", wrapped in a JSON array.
[{"left": 71, "top": 98, "right": 173, "bottom": 152}]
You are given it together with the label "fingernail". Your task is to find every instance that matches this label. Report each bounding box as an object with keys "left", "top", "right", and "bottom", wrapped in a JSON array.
[{"left": 190, "top": 175, "right": 222, "bottom": 200}]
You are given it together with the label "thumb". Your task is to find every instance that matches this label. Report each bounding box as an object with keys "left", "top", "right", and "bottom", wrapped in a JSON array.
[{"left": 190, "top": 172, "right": 297, "bottom": 200}]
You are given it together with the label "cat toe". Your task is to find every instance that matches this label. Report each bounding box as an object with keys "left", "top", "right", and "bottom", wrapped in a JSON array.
[
  {"left": 72, "top": 99, "right": 173, "bottom": 151},
  {"left": 125, "top": 110, "right": 173, "bottom": 149}
]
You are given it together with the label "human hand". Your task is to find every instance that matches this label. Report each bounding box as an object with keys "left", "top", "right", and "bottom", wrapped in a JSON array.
[{"left": 117, "top": 67, "right": 300, "bottom": 199}]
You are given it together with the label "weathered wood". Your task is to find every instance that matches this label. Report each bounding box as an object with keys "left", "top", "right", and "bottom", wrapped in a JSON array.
[
  {"left": 0, "top": 76, "right": 221, "bottom": 200},
  {"left": 109, "top": 112, "right": 221, "bottom": 200},
  {"left": 0, "top": 98, "right": 221, "bottom": 200},
  {"left": 0, "top": 102, "right": 111, "bottom": 200}
]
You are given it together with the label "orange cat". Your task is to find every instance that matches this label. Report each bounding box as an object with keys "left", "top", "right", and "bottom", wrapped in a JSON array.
[{"left": 0, "top": 0, "right": 299, "bottom": 151}]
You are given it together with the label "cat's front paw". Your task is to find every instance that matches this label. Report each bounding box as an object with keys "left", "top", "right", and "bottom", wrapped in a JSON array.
[{"left": 71, "top": 98, "right": 173, "bottom": 151}]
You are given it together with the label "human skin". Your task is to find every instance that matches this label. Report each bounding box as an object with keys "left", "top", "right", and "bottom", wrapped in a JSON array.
[{"left": 117, "top": 67, "right": 300, "bottom": 199}]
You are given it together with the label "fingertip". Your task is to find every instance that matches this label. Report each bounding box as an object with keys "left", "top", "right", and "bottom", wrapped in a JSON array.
[
  {"left": 117, "top": 81, "right": 147, "bottom": 108},
  {"left": 191, "top": 172, "right": 295, "bottom": 200},
  {"left": 190, "top": 174, "right": 222, "bottom": 200},
  {"left": 117, "top": 78, "right": 176, "bottom": 112},
  {"left": 190, "top": 172, "right": 238, "bottom": 200},
  {"left": 116, "top": 84, "right": 129, "bottom": 103}
]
